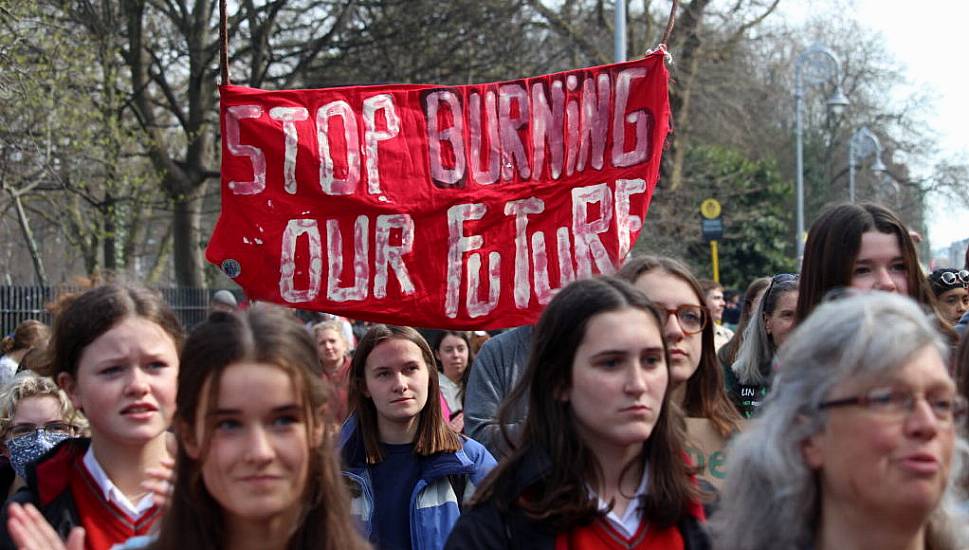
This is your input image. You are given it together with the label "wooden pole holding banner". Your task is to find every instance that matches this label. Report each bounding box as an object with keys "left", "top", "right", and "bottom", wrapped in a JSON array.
[{"left": 219, "top": 0, "right": 230, "bottom": 85}]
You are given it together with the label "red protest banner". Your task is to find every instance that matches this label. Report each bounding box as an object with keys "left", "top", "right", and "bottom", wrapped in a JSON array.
[{"left": 206, "top": 52, "right": 670, "bottom": 329}]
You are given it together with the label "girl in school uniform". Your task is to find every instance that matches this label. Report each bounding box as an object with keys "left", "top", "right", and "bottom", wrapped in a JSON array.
[
  {"left": 8, "top": 305, "right": 368, "bottom": 550},
  {"left": 445, "top": 276, "right": 709, "bottom": 549},
  {"left": 1, "top": 284, "right": 182, "bottom": 550}
]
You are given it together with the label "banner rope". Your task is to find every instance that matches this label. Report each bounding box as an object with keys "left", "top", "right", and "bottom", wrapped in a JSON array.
[
  {"left": 647, "top": 0, "right": 678, "bottom": 64},
  {"left": 220, "top": 0, "right": 230, "bottom": 85},
  {"left": 659, "top": 0, "right": 678, "bottom": 48}
]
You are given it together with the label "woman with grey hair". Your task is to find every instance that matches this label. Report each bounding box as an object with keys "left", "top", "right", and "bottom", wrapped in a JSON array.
[
  {"left": 713, "top": 292, "right": 968, "bottom": 550},
  {"left": 726, "top": 273, "right": 798, "bottom": 418}
]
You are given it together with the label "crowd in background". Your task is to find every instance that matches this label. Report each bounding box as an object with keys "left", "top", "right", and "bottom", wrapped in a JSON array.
[{"left": 0, "top": 200, "right": 967, "bottom": 550}]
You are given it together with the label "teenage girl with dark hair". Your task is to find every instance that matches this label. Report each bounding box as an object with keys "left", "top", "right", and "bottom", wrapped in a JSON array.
[
  {"left": 342, "top": 325, "right": 495, "bottom": 549},
  {"left": 795, "top": 203, "right": 953, "bottom": 341},
  {"left": 433, "top": 330, "right": 474, "bottom": 433},
  {"left": 446, "top": 276, "right": 708, "bottom": 549},
  {"left": 618, "top": 256, "right": 742, "bottom": 438},
  {"left": 8, "top": 305, "right": 370, "bottom": 550},
  {"left": 0, "top": 284, "right": 182, "bottom": 550}
]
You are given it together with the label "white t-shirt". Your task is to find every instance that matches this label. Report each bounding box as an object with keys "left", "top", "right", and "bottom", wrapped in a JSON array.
[{"left": 439, "top": 375, "right": 462, "bottom": 414}]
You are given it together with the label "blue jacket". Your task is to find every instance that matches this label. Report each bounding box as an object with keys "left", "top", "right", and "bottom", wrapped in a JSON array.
[{"left": 339, "top": 415, "right": 497, "bottom": 550}]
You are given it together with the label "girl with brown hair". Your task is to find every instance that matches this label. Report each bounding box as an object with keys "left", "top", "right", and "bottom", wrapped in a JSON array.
[
  {"left": 446, "top": 276, "right": 707, "bottom": 549},
  {"left": 796, "top": 202, "right": 946, "bottom": 328},
  {"left": 618, "top": 256, "right": 742, "bottom": 438},
  {"left": 1, "top": 284, "right": 182, "bottom": 550},
  {"left": 341, "top": 325, "right": 495, "bottom": 550},
  {"left": 8, "top": 304, "right": 369, "bottom": 550},
  {"left": 433, "top": 330, "right": 474, "bottom": 433}
]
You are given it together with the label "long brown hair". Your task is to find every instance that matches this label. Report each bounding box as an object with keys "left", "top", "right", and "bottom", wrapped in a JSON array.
[
  {"left": 150, "top": 305, "right": 367, "bottom": 550},
  {"left": 471, "top": 276, "right": 697, "bottom": 530},
  {"left": 618, "top": 256, "right": 743, "bottom": 437},
  {"left": 348, "top": 325, "right": 461, "bottom": 464}
]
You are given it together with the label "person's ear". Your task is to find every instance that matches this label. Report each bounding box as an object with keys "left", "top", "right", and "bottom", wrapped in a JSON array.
[
  {"left": 181, "top": 421, "right": 202, "bottom": 460},
  {"left": 555, "top": 382, "right": 570, "bottom": 402},
  {"left": 57, "top": 373, "right": 82, "bottom": 411},
  {"left": 801, "top": 428, "right": 825, "bottom": 469}
]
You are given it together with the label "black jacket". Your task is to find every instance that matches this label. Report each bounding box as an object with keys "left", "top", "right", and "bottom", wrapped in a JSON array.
[
  {"left": 444, "top": 450, "right": 711, "bottom": 550},
  {"left": 0, "top": 439, "right": 88, "bottom": 550}
]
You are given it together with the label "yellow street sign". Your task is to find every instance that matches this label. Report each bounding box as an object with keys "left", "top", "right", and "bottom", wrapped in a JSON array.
[{"left": 700, "top": 198, "right": 721, "bottom": 219}]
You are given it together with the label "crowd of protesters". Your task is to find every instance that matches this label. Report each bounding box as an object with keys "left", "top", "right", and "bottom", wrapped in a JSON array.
[{"left": 0, "top": 200, "right": 968, "bottom": 550}]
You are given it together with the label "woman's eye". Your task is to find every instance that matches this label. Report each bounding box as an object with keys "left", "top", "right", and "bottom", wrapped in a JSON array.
[
  {"left": 216, "top": 419, "right": 241, "bottom": 431},
  {"left": 930, "top": 397, "right": 954, "bottom": 412},
  {"left": 852, "top": 266, "right": 871, "bottom": 276},
  {"left": 100, "top": 366, "right": 123, "bottom": 376},
  {"left": 273, "top": 415, "right": 300, "bottom": 428},
  {"left": 146, "top": 362, "right": 167, "bottom": 370},
  {"left": 641, "top": 354, "right": 662, "bottom": 367},
  {"left": 597, "top": 358, "right": 621, "bottom": 369}
]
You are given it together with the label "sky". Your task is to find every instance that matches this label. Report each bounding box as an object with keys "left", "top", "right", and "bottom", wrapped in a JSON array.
[{"left": 783, "top": 0, "right": 969, "bottom": 251}]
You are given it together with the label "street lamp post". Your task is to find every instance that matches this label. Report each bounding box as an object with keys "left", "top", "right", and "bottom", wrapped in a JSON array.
[
  {"left": 794, "top": 44, "right": 849, "bottom": 259},
  {"left": 614, "top": 0, "right": 626, "bottom": 62},
  {"left": 848, "top": 126, "right": 886, "bottom": 203}
]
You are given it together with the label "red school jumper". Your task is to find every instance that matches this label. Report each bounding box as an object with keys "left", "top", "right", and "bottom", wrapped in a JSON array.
[
  {"left": 36, "top": 444, "right": 161, "bottom": 550},
  {"left": 554, "top": 494, "right": 705, "bottom": 550},
  {"left": 555, "top": 518, "right": 684, "bottom": 550}
]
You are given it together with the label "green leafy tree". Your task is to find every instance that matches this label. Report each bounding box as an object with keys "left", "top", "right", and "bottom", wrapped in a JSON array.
[{"left": 636, "top": 145, "right": 796, "bottom": 290}]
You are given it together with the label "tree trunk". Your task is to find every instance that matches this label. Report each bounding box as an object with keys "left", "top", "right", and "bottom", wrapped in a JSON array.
[
  {"left": 11, "top": 193, "right": 48, "bottom": 286},
  {"left": 145, "top": 221, "right": 173, "bottom": 285},
  {"left": 103, "top": 196, "right": 117, "bottom": 271},
  {"left": 172, "top": 190, "right": 205, "bottom": 288}
]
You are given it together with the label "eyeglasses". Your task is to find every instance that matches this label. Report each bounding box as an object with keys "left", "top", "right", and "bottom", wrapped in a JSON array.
[
  {"left": 766, "top": 273, "right": 799, "bottom": 298},
  {"left": 818, "top": 386, "right": 968, "bottom": 424},
  {"left": 658, "top": 305, "right": 707, "bottom": 335},
  {"left": 6, "top": 421, "right": 75, "bottom": 440},
  {"left": 939, "top": 270, "right": 969, "bottom": 287}
]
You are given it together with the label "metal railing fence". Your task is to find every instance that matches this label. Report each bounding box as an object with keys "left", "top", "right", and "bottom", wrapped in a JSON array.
[{"left": 0, "top": 285, "right": 213, "bottom": 336}]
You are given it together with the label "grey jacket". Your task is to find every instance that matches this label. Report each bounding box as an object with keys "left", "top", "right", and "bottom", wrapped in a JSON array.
[{"left": 463, "top": 325, "right": 533, "bottom": 459}]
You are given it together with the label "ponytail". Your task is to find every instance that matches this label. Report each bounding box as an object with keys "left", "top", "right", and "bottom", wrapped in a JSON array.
[{"left": 1, "top": 336, "right": 14, "bottom": 355}]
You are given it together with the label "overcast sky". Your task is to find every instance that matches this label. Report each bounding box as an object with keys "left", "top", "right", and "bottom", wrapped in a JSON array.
[{"left": 782, "top": 0, "right": 969, "bottom": 250}]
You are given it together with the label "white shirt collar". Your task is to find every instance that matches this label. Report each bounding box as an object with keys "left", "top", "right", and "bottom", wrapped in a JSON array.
[
  {"left": 592, "top": 468, "right": 650, "bottom": 539},
  {"left": 82, "top": 446, "right": 155, "bottom": 519}
]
